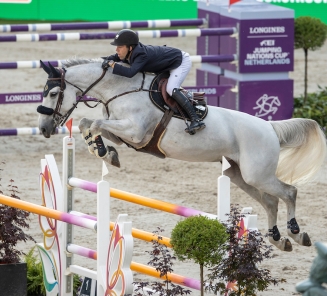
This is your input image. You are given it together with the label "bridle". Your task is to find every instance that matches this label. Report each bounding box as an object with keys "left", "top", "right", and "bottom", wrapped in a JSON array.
[{"left": 37, "top": 67, "right": 157, "bottom": 127}]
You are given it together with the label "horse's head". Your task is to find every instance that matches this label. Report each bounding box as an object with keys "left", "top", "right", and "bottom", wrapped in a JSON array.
[{"left": 38, "top": 60, "right": 77, "bottom": 138}]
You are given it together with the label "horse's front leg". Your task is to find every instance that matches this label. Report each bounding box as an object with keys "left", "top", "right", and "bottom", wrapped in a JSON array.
[
  {"left": 79, "top": 118, "right": 122, "bottom": 168},
  {"left": 79, "top": 118, "right": 96, "bottom": 155},
  {"left": 90, "top": 118, "right": 146, "bottom": 144},
  {"left": 89, "top": 118, "right": 146, "bottom": 167}
]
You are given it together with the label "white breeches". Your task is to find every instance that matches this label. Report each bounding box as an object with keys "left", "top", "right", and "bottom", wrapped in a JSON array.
[{"left": 166, "top": 51, "right": 192, "bottom": 96}]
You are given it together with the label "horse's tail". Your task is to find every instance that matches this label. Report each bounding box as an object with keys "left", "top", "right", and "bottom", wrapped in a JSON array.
[{"left": 270, "top": 118, "right": 326, "bottom": 185}]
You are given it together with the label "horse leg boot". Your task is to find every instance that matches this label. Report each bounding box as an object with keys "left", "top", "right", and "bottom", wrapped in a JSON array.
[
  {"left": 81, "top": 128, "right": 95, "bottom": 155},
  {"left": 172, "top": 88, "right": 206, "bottom": 135},
  {"left": 91, "top": 133, "right": 121, "bottom": 168}
]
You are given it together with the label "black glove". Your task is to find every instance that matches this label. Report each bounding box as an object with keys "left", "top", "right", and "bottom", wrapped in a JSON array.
[{"left": 102, "top": 59, "right": 110, "bottom": 70}]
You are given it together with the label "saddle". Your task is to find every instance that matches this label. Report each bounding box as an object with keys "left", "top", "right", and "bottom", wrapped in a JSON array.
[
  {"left": 133, "top": 72, "right": 209, "bottom": 159},
  {"left": 149, "top": 72, "right": 208, "bottom": 121}
]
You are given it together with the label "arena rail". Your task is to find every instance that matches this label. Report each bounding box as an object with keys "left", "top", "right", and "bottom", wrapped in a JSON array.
[
  {"left": 0, "top": 18, "right": 207, "bottom": 33},
  {"left": 0, "top": 27, "right": 237, "bottom": 42},
  {"left": 0, "top": 54, "right": 237, "bottom": 70}
]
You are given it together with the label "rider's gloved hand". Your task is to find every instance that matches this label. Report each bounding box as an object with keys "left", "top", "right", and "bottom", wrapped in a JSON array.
[{"left": 102, "top": 59, "right": 110, "bottom": 70}]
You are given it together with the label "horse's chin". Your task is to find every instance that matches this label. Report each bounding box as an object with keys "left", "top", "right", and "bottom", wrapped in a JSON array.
[
  {"left": 41, "top": 128, "right": 52, "bottom": 138},
  {"left": 39, "top": 120, "right": 56, "bottom": 138}
]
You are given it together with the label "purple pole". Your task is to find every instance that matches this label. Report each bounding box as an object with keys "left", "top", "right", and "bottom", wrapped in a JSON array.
[
  {"left": 0, "top": 19, "right": 207, "bottom": 33},
  {"left": 0, "top": 28, "right": 236, "bottom": 43}
]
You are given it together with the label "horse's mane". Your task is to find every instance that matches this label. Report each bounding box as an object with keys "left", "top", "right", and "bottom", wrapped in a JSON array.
[
  {"left": 62, "top": 58, "right": 103, "bottom": 68},
  {"left": 62, "top": 58, "right": 131, "bottom": 69}
]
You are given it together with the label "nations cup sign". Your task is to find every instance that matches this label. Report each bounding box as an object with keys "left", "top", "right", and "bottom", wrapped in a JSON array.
[{"left": 239, "top": 18, "right": 294, "bottom": 73}]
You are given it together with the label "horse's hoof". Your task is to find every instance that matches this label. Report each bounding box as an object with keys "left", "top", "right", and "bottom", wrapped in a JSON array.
[
  {"left": 301, "top": 232, "right": 312, "bottom": 247},
  {"left": 283, "top": 238, "right": 293, "bottom": 252},
  {"left": 269, "top": 236, "right": 292, "bottom": 252},
  {"left": 107, "top": 146, "right": 120, "bottom": 168}
]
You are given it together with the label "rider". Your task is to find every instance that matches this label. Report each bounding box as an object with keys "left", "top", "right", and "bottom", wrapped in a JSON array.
[{"left": 101, "top": 29, "right": 206, "bottom": 135}]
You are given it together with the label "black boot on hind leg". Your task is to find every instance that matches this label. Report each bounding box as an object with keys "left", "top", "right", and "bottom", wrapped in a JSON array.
[{"left": 172, "top": 88, "right": 206, "bottom": 135}]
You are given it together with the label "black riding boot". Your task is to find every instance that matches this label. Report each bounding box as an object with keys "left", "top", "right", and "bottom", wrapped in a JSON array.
[{"left": 172, "top": 88, "right": 206, "bottom": 135}]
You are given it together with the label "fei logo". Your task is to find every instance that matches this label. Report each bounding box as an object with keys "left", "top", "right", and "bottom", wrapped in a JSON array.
[
  {"left": 253, "top": 94, "right": 281, "bottom": 120},
  {"left": 0, "top": 0, "right": 31, "bottom": 3}
]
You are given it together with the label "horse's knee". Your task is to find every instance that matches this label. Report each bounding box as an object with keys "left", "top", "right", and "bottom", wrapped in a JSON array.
[
  {"left": 79, "top": 118, "right": 93, "bottom": 131},
  {"left": 90, "top": 119, "right": 103, "bottom": 134}
]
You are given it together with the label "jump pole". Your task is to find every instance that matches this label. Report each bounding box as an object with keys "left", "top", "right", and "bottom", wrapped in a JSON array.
[
  {"left": 0, "top": 55, "right": 236, "bottom": 69},
  {"left": 0, "top": 18, "right": 207, "bottom": 33},
  {"left": 0, "top": 27, "right": 237, "bottom": 43}
]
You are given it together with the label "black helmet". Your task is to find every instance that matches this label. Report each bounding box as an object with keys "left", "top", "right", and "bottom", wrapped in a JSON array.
[{"left": 110, "top": 29, "right": 139, "bottom": 46}]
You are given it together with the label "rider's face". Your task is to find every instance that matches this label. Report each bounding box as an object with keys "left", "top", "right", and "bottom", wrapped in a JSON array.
[{"left": 116, "top": 45, "right": 131, "bottom": 60}]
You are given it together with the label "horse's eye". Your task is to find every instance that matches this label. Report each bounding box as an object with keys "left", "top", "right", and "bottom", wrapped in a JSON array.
[{"left": 50, "top": 92, "right": 57, "bottom": 98}]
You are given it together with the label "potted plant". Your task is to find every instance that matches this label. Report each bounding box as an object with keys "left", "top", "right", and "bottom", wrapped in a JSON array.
[{"left": 0, "top": 163, "right": 36, "bottom": 295}]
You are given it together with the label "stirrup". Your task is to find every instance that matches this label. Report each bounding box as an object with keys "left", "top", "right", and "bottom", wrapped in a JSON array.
[{"left": 184, "top": 120, "right": 206, "bottom": 135}]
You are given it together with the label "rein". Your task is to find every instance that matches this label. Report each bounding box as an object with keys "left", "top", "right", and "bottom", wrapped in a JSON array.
[
  {"left": 46, "top": 68, "right": 108, "bottom": 126},
  {"left": 39, "top": 67, "right": 159, "bottom": 127}
]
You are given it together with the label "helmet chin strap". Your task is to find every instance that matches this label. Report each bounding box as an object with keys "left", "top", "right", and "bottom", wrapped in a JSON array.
[{"left": 126, "top": 47, "right": 133, "bottom": 61}]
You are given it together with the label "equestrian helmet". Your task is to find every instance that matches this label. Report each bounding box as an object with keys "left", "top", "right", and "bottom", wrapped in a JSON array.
[{"left": 110, "top": 29, "right": 139, "bottom": 46}]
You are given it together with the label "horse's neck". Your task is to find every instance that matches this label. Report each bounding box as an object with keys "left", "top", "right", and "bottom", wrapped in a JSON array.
[{"left": 66, "top": 64, "right": 150, "bottom": 102}]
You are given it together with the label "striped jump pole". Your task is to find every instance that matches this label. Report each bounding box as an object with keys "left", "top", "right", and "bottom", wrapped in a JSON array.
[
  {"left": 66, "top": 244, "right": 201, "bottom": 290},
  {"left": 0, "top": 126, "right": 80, "bottom": 136},
  {"left": 68, "top": 177, "right": 217, "bottom": 219},
  {"left": 0, "top": 193, "right": 97, "bottom": 230},
  {"left": 0, "top": 27, "right": 237, "bottom": 43},
  {"left": 70, "top": 210, "right": 171, "bottom": 247},
  {"left": 0, "top": 54, "right": 237, "bottom": 69},
  {"left": 0, "top": 18, "right": 207, "bottom": 33}
]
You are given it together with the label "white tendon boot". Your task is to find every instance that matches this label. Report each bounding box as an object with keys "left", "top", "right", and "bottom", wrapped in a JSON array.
[{"left": 81, "top": 128, "right": 95, "bottom": 155}]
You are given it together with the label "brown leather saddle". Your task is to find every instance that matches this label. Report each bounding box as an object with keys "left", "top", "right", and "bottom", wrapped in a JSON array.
[
  {"left": 129, "top": 72, "right": 209, "bottom": 159},
  {"left": 149, "top": 72, "right": 208, "bottom": 121}
]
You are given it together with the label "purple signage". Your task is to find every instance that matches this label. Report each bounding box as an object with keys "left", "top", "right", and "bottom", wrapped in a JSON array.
[
  {"left": 0, "top": 87, "right": 227, "bottom": 105},
  {"left": 0, "top": 92, "right": 42, "bottom": 104},
  {"left": 238, "top": 80, "right": 294, "bottom": 120},
  {"left": 239, "top": 18, "right": 294, "bottom": 73}
]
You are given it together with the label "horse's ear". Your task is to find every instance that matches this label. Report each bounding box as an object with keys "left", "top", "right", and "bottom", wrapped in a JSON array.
[
  {"left": 48, "top": 62, "right": 61, "bottom": 78},
  {"left": 40, "top": 60, "right": 51, "bottom": 75}
]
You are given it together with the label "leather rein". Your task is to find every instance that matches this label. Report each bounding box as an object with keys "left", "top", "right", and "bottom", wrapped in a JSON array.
[{"left": 45, "top": 68, "right": 157, "bottom": 127}]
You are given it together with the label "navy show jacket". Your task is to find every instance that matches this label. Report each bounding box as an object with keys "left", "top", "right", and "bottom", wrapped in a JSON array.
[{"left": 104, "top": 42, "right": 183, "bottom": 77}]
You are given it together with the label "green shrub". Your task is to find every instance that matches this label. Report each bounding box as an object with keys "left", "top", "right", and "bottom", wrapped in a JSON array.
[
  {"left": 171, "top": 215, "right": 228, "bottom": 296},
  {"left": 25, "top": 247, "right": 46, "bottom": 296},
  {"left": 294, "top": 16, "right": 327, "bottom": 101},
  {"left": 24, "top": 246, "right": 83, "bottom": 296},
  {"left": 293, "top": 86, "right": 327, "bottom": 135}
]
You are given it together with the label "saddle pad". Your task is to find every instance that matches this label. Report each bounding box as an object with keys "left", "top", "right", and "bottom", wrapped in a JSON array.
[{"left": 149, "top": 72, "right": 208, "bottom": 121}]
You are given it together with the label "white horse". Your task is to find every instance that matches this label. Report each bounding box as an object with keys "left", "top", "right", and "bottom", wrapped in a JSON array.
[{"left": 38, "top": 58, "right": 327, "bottom": 252}]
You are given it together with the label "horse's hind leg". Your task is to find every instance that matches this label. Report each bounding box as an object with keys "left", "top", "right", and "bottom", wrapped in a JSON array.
[
  {"left": 224, "top": 160, "right": 293, "bottom": 252},
  {"left": 240, "top": 160, "right": 312, "bottom": 248}
]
